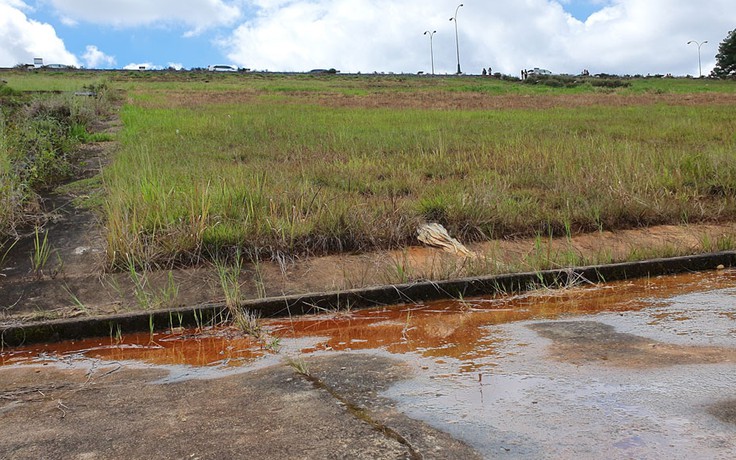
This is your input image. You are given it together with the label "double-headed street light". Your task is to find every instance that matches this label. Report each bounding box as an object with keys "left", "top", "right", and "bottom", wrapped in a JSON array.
[
  {"left": 450, "top": 4, "right": 464, "bottom": 74},
  {"left": 424, "top": 30, "right": 437, "bottom": 75},
  {"left": 687, "top": 40, "right": 708, "bottom": 78}
]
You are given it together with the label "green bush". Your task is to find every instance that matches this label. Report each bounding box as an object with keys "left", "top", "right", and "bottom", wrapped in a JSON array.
[
  {"left": 591, "top": 79, "right": 632, "bottom": 88},
  {"left": 524, "top": 75, "right": 582, "bottom": 88}
]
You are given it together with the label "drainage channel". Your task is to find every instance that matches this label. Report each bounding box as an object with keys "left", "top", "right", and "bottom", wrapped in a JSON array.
[
  {"left": 3, "top": 267, "right": 735, "bottom": 372},
  {"left": 2, "top": 251, "right": 734, "bottom": 348},
  {"left": 2, "top": 267, "right": 735, "bottom": 458}
]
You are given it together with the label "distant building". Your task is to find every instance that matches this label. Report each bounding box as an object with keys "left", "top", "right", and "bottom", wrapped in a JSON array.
[{"left": 33, "top": 57, "right": 43, "bottom": 68}]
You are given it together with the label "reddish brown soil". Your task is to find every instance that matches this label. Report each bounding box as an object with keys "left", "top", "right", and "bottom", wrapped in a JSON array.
[
  {"left": 144, "top": 89, "right": 736, "bottom": 111},
  {"left": 313, "top": 91, "right": 736, "bottom": 110}
]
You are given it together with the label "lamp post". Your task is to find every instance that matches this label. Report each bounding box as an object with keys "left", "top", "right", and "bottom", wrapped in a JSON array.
[
  {"left": 450, "top": 4, "right": 463, "bottom": 74},
  {"left": 687, "top": 40, "right": 708, "bottom": 78},
  {"left": 424, "top": 30, "right": 437, "bottom": 75}
]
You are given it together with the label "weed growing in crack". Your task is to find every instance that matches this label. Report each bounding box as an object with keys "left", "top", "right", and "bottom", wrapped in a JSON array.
[
  {"left": 63, "top": 284, "right": 88, "bottom": 314},
  {"left": 29, "top": 227, "right": 57, "bottom": 278},
  {"left": 168, "top": 311, "right": 185, "bottom": 332},
  {"left": 109, "top": 323, "right": 123, "bottom": 344},
  {"left": 0, "top": 239, "right": 18, "bottom": 274},
  {"left": 457, "top": 293, "right": 474, "bottom": 312},
  {"left": 716, "top": 235, "right": 736, "bottom": 251},
  {"left": 160, "top": 271, "right": 179, "bottom": 307},
  {"left": 387, "top": 249, "right": 412, "bottom": 284},
  {"left": 215, "top": 250, "right": 244, "bottom": 310},
  {"left": 212, "top": 249, "right": 277, "bottom": 344},
  {"left": 124, "top": 255, "right": 179, "bottom": 309},
  {"left": 192, "top": 309, "right": 203, "bottom": 331},
  {"left": 234, "top": 309, "right": 263, "bottom": 339},
  {"left": 251, "top": 250, "right": 267, "bottom": 299},
  {"left": 401, "top": 310, "right": 413, "bottom": 341},
  {"left": 700, "top": 233, "right": 736, "bottom": 252},
  {"left": 286, "top": 356, "right": 310, "bottom": 375},
  {"left": 148, "top": 314, "right": 155, "bottom": 342},
  {"left": 265, "top": 336, "right": 282, "bottom": 352}
]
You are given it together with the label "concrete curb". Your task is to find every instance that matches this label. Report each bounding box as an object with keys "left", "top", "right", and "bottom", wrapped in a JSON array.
[{"left": 2, "top": 251, "right": 735, "bottom": 347}]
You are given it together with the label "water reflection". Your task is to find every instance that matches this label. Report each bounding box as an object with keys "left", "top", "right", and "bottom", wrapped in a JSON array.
[{"left": 2, "top": 269, "right": 734, "bottom": 369}]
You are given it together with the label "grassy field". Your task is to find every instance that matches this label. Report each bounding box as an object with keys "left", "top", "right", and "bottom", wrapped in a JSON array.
[{"left": 2, "top": 70, "right": 735, "bottom": 270}]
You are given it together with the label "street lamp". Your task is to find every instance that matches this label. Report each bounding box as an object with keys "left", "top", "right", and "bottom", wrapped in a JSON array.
[
  {"left": 424, "top": 30, "right": 437, "bottom": 75},
  {"left": 687, "top": 40, "right": 708, "bottom": 78},
  {"left": 450, "top": 4, "right": 464, "bottom": 74}
]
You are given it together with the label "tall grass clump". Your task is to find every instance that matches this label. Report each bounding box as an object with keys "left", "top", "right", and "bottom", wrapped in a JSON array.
[
  {"left": 103, "top": 84, "right": 736, "bottom": 268},
  {"left": 1, "top": 80, "right": 115, "bottom": 241},
  {"left": 0, "top": 109, "right": 26, "bottom": 238},
  {"left": 213, "top": 249, "right": 266, "bottom": 338}
]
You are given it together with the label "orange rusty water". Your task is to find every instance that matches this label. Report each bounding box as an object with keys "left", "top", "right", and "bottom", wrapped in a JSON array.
[
  {"left": 0, "top": 329, "right": 266, "bottom": 367},
  {"left": 2, "top": 270, "right": 734, "bottom": 368}
]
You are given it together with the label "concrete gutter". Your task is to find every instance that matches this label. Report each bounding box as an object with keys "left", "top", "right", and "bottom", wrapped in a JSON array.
[{"left": 2, "top": 251, "right": 734, "bottom": 347}]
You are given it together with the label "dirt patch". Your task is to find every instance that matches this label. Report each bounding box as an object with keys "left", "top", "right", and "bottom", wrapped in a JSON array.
[
  {"left": 130, "top": 89, "right": 259, "bottom": 109},
  {"left": 0, "top": 353, "right": 480, "bottom": 459},
  {"left": 140, "top": 89, "right": 736, "bottom": 111},
  {"left": 709, "top": 400, "right": 736, "bottom": 425},
  {"left": 308, "top": 91, "right": 736, "bottom": 111},
  {"left": 528, "top": 321, "right": 736, "bottom": 368}
]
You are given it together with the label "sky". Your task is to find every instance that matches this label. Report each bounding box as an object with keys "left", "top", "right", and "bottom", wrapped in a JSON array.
[{"left": 1, "top": 0, "right": 734, "bottom": 76}]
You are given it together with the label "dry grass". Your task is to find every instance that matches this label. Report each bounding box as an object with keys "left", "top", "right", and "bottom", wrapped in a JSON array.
[{"left": 7, "top": 71, "right": 731, "bottom": 270}]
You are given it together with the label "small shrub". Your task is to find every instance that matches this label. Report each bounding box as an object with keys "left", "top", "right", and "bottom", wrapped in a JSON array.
[
  {"left": 524, "top": 75, "right": 582, "bottom": 88},
  {"left": 0, "top": 84, "right": 19, "bottom": 97},
  {"left": 591, "top": 79, "right": 631, "bottom": 88}
]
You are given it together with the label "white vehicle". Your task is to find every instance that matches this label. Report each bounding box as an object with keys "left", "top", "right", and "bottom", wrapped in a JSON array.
[
  {"left": 208, "top": 65, "right": 238, "bottom": 72},
  {"left": 527, "top": 67, "right": 553, "bottom": 76}
]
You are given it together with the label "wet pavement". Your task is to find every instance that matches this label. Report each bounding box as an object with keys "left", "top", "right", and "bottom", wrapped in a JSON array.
[{"left": 1, "top": 270, "right": 735, "bottom": 459}]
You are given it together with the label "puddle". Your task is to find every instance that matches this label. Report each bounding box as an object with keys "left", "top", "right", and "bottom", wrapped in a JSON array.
[
  {"left": 2, "top": 269, "right": 735, "bottom": 458},
  {"left": 3, "top": 269, "right": 735, "bottom": 373},
  {"left": 0, "top": 328, "right": 268, "bottom": 368},
  {"left": 385, "top": 360, "right": 736, "bottom": 458}
]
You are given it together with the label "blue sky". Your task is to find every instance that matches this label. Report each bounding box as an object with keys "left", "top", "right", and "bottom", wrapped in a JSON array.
[
  {"left": 2, "top": 1, "right": 734, "bottom": 75},
  {"left": 25, "top": 2, "right": 604, "bottom": 68}
]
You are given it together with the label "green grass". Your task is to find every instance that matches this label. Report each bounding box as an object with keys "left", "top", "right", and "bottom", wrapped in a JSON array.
[
  {"left": 0, "top": 70, "right": 106, "bottom": 92},
  {"left": 4, "top": 71, "right": 735, "bottom": 270},
  {"left": 103, "top": 90, "right": 736, "bottom": 267},
  {"left": 4, "top": 68, "right": 736, "bottom": 95}
]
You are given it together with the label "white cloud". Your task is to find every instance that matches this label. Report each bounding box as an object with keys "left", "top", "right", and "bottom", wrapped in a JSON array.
[
  {"left": 59, "top": 16, "right": 78, "bottom": 27},
  {"left": 3, "top": 0, "right": 29, "bottom": 8},
  {"left": 82, "top": 45, "right": 116, "bottom": 69},
  {"left": 166, "top": 62, "right": 184, "bottom": 70},
  {"left": 0, "top": 0, "right": 79, "bottom": 67},
  {"left": 222, "top": 0, "right": 735, "bottom": 76},
  {"left": 47, "top": 0, "right": 241, "bottom": 35}
]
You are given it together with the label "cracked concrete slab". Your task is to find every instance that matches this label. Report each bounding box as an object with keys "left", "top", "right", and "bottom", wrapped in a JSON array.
[{"left": 0, "top": 354, "right": 480, "bottom": 459}]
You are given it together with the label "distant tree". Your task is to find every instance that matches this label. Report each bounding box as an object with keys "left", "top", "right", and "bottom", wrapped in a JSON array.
[{"left": 712, "top": 28, "right": 736, "bottom": 77}]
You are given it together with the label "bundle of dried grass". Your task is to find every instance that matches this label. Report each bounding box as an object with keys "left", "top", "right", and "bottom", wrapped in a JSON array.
[{"left": 417, "top": 223, "right": 475, "bottom": 258}]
